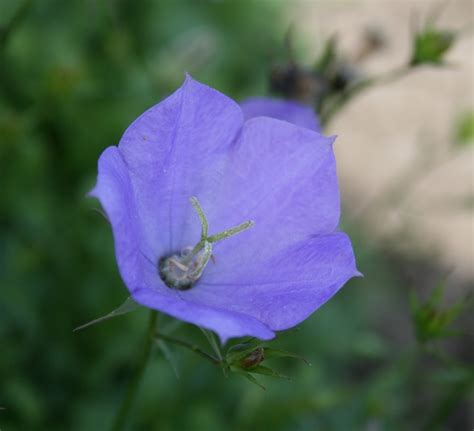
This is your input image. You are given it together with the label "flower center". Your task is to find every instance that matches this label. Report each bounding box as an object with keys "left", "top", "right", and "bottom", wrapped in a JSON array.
[{"left": 159, "top": 197, "right": 254, "bottom": 290}]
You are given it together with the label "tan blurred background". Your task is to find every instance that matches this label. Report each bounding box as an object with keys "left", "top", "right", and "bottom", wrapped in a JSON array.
[{"left": 286, "top": 0, "right": 473, "bottom": 282}]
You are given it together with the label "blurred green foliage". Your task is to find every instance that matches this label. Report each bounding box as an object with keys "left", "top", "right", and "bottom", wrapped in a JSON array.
[
  {"left": 410, "top": 281, "right": 469, "bottom": 344},
  {"left": 410, "top": 26, "right": 455, "bottom": 66},
  {"left": 0, "top": 1, "right": 472, "bottom": 430},
  {"left": 455, "top": 111, "right": 474, "bottom": 147}
]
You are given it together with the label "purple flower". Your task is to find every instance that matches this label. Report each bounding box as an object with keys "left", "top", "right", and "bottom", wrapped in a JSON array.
[
  {"left": 91, "top": 76, "right": 359, "bottom": 343},
  {"left": 240, "top": 97, "right": 321, "bottom": 132}
]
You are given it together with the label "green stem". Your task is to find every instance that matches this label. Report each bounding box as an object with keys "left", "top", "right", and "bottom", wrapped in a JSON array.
[
  {"left": 111, "top": 310, "right": 158, "bottom": 431},
  {"left": 155, "top": 332, "right": 221, "bottom": 365}
]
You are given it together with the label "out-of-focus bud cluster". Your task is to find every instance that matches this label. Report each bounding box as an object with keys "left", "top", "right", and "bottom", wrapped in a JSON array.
[
  {"left": 270, "top": 62, "right": 324, "bottom": 105},
  {"left": 410, "top": 282, "right": 470, "bottom": 344},
  {"left": 269, "top": 28, "right": 385, "bottom": 124},
  {"left": 269, "top": 12, "right": 457, "bottom": 126}
]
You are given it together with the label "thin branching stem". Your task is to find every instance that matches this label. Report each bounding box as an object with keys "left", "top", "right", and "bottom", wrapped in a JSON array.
[{"left": 320, "top": 66, "right": 412, "bottom": 127}]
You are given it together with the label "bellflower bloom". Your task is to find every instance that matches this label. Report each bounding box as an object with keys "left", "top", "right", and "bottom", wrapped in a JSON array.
[
  {"left": 240, "top": 97, "right": 321, "bottom": 132},
  {"left": 91, "top": 76, "right": 359, "bottom": 343}
]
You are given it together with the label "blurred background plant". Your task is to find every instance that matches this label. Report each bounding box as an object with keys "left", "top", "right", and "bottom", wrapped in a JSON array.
[{"left": 0, "top": 0, "right": 472, "bottom": 430}]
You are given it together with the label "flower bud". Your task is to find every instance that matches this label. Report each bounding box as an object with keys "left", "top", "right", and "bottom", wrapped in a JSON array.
[
  {"left": 411, "top": 27, "right": 455, "bottom": 66},
  {"left": 239, "top": 347, "right": 265, "bottom": 370}
]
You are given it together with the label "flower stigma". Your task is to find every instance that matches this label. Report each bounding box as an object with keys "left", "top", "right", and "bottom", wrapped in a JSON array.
[{"left": 159, "top": 197, "right": 254, "bottom": 290}]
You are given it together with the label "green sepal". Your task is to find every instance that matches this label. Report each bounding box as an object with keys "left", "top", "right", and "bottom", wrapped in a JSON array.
[
  {"left": 156, "top": 339, "right": 180, "bottom": 379},
  {"left": 263, "top": 347, "right": 311, "bottom": 366},
  {"left": 248, "top": 365, "right": 291, "bottom": 381},
  {"left": 73, "top": 296, "right": 141, "bottom": 331},
  {"left": 231, "top": 367, "right": 266, "bottom": 390}
]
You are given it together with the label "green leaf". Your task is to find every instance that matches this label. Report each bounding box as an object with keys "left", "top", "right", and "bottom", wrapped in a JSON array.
[
  {"left": 73, "top": 297, "right": 142, "bottom": 331},
  {"left": 314, "top": 35, "right": 338, "bottom": 73},
  {"left": 426, "top": 281, "right": 445, "bottom": 308}
]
